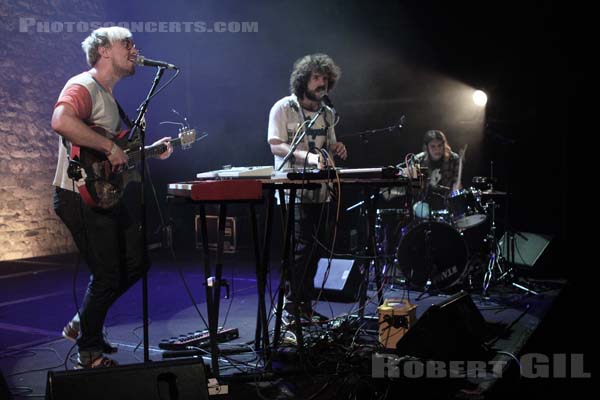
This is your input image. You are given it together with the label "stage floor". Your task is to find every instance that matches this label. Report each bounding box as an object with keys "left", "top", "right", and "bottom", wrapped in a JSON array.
[{"left": 0, "top": 247, "right": 590, "bottom": 399}]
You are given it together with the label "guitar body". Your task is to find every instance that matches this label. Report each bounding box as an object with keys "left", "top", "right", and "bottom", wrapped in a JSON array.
[{"left": 69, "top": 126, "right": 197, "bottom": 209}]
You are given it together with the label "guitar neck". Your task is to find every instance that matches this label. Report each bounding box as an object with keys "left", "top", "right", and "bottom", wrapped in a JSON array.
[{"left": 127, "top": 137, "right": 183, "bottom": 163}]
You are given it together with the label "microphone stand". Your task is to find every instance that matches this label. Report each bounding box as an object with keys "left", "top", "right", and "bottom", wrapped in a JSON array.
[
  {"left": 338, "top": 117, "right": 405, "bottom": 144},
  {"left": 276, "top": 106, "right": 325, "bottom": 171},
  {"left": 129, "top": 66, "right": 166, "bottom": 362}
]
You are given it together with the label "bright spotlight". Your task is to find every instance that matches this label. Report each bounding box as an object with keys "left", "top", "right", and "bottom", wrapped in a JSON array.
[{"left": 472, "top": 90, "right": 487, "bottom": 107}]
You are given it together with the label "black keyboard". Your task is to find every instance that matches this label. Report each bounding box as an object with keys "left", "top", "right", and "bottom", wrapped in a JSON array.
[{"left": 287, "top": 166, "right": 400, "bottom": 180}]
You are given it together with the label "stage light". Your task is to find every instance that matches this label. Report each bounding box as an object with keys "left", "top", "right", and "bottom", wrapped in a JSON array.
[{"left": 472, "top": 90, "right": 487, "bottom": 107}]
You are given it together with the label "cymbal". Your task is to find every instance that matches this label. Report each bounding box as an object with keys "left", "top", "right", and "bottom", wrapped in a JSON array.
[
  {"left": 472, "top": 176, "right": 498, "bottom": 184},
  {"left": 480, "top": 189, "right": 507, "bottom": 196}
]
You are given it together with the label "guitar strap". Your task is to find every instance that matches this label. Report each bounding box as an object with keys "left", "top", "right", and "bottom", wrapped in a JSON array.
[{"left": 116, "top": 101, "right": 134, "bottom": 130}]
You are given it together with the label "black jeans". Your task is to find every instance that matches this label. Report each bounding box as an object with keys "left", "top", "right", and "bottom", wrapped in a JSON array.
[
  {"left": 54, "top": 187, "right": 147, "bottom": 352},
  {"left": 286, "top": 203, "right": 328, "bottom": 312}
]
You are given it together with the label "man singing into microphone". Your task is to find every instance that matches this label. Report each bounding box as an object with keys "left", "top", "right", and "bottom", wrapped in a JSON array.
[
  {"left": 51, "top": 27, "right": 173, "bottom": 368},
  {"left": 267, "top": 53, "right": 347, "bottom": 326}
]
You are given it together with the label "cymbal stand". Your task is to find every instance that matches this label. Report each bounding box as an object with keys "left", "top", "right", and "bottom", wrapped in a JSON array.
[
  {"left": 481, "top": 195, "right": 503, "bottom": 297},
  {"left": 481, "top": 166, "right": 538, "bottom": 296},
  {"left": 495, "top": 189, "right": 539, "bottom": 295}
]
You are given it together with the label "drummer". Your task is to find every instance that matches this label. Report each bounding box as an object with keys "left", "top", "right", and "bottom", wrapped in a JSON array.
[{"left": 404, "top": 129, "right": 462, "bottom": 218}]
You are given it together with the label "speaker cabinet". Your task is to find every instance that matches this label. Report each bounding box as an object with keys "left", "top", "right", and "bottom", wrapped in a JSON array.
[
  {"left": 500, "top": 231, "right": 552, "bottom": 268},
  {"left": 46, "top": 358, "right": 209, "bottom": 400},
  {"left": 195, "top": 215, "right": 237, "bottom": 253},
  {"left": 313, "top": 258, "right": 362, "bottom": 303},
  {"left": 1, "top": 368, "right": 10, "bottom": 400},
  {"left": 396, "top": 291, "right": 491, "bottom": 361}
]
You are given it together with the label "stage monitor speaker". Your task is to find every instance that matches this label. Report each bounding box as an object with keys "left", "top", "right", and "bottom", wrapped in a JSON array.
[
  {"left": 500, "top": 231, "right": 552, "bottom": 268},
  {"left": 45, "top": 358, "right": 209, "bottom": 400},
  {"left": 313, "top": 258, "right": 362, "bottom": 303},
  {"left": 1, "top": 368, "right": 10, "bottom": 400},
  {"left": 396, "top": 291, "right": 491, "bottom": 361}
]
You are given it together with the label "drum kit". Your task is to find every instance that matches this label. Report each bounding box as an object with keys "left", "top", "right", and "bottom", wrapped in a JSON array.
[{"left": 375, "top": 176, "right": 511, "bottom": 295}]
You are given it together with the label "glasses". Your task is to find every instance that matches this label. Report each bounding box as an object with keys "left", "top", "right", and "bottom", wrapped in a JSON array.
[{"left": 120, "top": 38, "right": 136, "bottom": 51}]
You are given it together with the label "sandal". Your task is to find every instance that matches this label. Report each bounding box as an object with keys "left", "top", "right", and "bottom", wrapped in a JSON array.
[{"left": 75, "top": 355, "right": 119, "bottom": 369}]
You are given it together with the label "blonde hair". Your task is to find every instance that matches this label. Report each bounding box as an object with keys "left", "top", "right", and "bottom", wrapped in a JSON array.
[{"left": 81, "top": 26, "right": 132, "bottom": 66}]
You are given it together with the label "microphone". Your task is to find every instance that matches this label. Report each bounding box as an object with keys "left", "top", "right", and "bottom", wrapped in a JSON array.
[
  {"left": 398, "top": 115, "right": 406, "bottom": 128},
  {"left": 322, "top": 94, "right": 341, "bottom": 119},
  {"left": 135, "top": 55, "right": 179, "bottom": 70},
  {"left": 321, "top": 94, "right": 335, "bottom": 112}
]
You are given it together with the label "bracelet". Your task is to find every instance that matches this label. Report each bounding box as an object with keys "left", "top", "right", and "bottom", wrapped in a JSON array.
[{"left": 108, "top": 142, "right": 118, "bottom": 157}]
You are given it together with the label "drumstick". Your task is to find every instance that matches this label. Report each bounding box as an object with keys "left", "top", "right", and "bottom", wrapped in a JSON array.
[{"left": 454, "top": 145, "right": 468, "bottom": 193}]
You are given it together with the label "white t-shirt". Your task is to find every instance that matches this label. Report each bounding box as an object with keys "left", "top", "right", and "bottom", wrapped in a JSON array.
[
  {"left": 52, "top": 72, "right": 121, "bottom": 191},
  {"left": 267, "top": 94, "right": 337, "bottom": 203},
  {"left": 268, "top": 94, "right": 337, "bottom": 170}
]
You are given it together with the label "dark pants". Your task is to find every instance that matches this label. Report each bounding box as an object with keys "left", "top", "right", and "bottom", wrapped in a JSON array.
[
  {"left": 286, "top": 203, "right": 328, "bottom": 312},
  {"left": 54, "top": 187, "right": 147, "bottom": 352}
]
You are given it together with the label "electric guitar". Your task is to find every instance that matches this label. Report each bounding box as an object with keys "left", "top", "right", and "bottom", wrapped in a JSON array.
[{"left": 68, "top": 126, "right": 197, "bottom": 209}]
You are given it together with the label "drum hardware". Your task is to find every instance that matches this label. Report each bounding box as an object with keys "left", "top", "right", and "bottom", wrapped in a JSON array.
[
  {"left": 481, "top": 199, "right": 502, "bottom": 296},
  {"left": 472, "top": 176, "right": 497, "bottom": 186},
  {"left": 480, "top": 189, "right": 507, "bottom": 196},
  {"left": 490, "top": 229, "right": 540, "bottom": 296},
  {"left": 480, "top": 175, "right": 508, "bottom": 296},
  {"left": 375, "top": 208, "right": 410, "bottom": 288},
  {"left": 481, "top": 217, "right": 539, "bottom": 296},
  {"left": 415, "top": 221, "right": 435, "bottom": 301},
  {"left": 479, "top": 170, "right": 538, "bottom": 297}
]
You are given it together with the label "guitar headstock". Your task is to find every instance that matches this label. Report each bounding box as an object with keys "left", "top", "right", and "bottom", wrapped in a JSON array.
[{"left": 178, "top": 127, "right": 197, "bottom": 150}]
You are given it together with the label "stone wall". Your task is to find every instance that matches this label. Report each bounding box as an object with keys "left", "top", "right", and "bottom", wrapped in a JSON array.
[{"left": 0, "top": 1, "right": 105, "bottom": 261}]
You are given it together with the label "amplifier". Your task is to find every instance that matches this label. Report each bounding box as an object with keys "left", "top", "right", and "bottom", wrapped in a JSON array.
[
  {"left": 377, "top": 299, "right": 417, "bottom": 349},
  {"left": 195, "top": 215, "right": 236, "bottom": 253}
]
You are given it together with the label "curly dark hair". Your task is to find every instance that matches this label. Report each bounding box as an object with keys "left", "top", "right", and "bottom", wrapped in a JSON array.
[{"left": 289, "top": 53, "right": 341, "bottom": 99}]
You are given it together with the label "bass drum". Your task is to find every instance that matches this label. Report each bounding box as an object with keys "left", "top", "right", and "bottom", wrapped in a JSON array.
[{"left": 397, "top": 221, "right": 468, "bottom": 291}]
